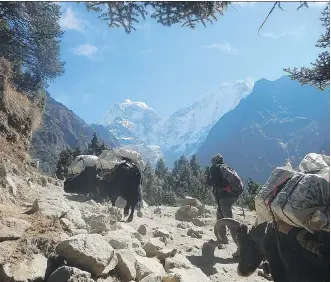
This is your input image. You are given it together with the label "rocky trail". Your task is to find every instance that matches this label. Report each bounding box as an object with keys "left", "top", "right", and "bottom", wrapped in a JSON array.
[{"left": 0, "top": 159, "right": 267, "bottom": 282}]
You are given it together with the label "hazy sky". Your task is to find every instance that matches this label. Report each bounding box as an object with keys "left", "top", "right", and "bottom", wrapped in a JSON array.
[{"left": 47, "top": 1, "right": 328, "bottom": 124}]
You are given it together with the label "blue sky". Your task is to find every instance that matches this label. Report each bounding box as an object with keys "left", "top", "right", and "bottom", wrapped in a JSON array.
[{"left": 48, "top": 1, "right": 328, "bottom": 124}]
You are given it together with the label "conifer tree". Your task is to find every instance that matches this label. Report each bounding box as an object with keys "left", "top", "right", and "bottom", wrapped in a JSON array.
[
  {"left": 155, "top": 158, "right": 168, "bottom": 180},
  {"left": 284, "top": 3, "right": 330, "bottom": 89}
]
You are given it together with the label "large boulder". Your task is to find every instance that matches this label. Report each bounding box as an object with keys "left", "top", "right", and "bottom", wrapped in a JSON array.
[
  {"left": 0, "top": 254, "right": 48, "bottom": 282},
  {"left": 104, "top": 230, "right": 133, "bottom": 249},
  {"left": 117, "top": 223, "right": 143, "bottom": 242},
  {"left": 47, "top": 266, "right": 94, "bottom": 282},
  {"left": 179, "top": 197, "right": 202, "bottom": 208},
  {"left": 83, "top": 212, "right": 113, "bottom": 234},
  {"left": 164, "top": 255, "right": 193, "bottom": 271},
  {"left": 175, "top": 206, "right": 199, "bottom": 222},
  {"left": 138, "top": 225, "right": 148, "bottom": 236},
  {"left": 116, "top": 250, "right": 137, "bottom": 282},
  {"left": 56, "top": 234, "right": 115, "bottom": 276},
  {"left": 134, "top": 255, "right": 165, "bottom": 281}
]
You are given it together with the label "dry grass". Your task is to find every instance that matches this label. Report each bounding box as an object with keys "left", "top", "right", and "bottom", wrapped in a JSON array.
[{"left": 0, "top": 58, "right": 42, "bottom": 166}]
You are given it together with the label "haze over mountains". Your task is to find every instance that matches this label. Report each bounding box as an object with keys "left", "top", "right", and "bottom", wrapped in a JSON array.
[{"left": 30, "top": 76, "right": 329, "bottom": 183}]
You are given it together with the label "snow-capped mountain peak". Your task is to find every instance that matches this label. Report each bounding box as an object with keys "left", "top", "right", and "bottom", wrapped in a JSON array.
[
  {"left": 99, "top": 98, "right": 157, "bottom": 126},
  {"left": 120, "top": 99, "right": 153, "bottom": 111},
  {"left": 98, "top": 78, "right": 255, "bottom": 166}
]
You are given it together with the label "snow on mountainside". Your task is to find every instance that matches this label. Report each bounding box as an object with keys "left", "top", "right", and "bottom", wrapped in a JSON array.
[
  {"left": 155, "top": 77, "right": 254, "bottom": 164},
  {"left": 98, "top": 99, "right": 162, "bottom": 165},
  {"left": 98, "top": 78, "right": 254, "bottom": 166}
]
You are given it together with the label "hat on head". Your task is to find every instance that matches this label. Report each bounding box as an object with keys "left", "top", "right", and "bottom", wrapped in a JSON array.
[{"left": 212, "top": 154, "right": 224, "bottom": 165}]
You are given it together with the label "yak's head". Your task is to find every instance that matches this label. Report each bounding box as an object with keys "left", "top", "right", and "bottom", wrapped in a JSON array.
[
  {"left": 63, "top": 176, "right": 75, "bottom": 193},
  {"left": 214, "top": 218, "right": 267, "bottom": 277},
  {"left": 64, "top": 166, "right": 98, "bottom": 194}
]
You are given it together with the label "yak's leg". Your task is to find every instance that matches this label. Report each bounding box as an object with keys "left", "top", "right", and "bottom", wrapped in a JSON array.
[
  {"left": 110, "top": 196, "right": 117, "bottom": 207},
  {"left": 124, "top": 202, "right": 130, "bottom": 217},
  {"left": 127, "top": 203, "right": 136, "bottom": 222}
]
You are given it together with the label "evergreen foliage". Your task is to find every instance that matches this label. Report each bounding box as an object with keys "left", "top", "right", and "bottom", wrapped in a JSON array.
[
  {"left": 237, "top": 177, "right": 262, "bottom": 211},
  {"left": 143, "top": 154, "right": 214, "bottom": 206},
  {"left": 85, "top": 1, "right": 230, "bottom": 34},
  {"left": 0, "top": 2, "right": 64, "bottom": 95},
  {"left": 284, "top": 3, "right": 330, "bottom": 89},
  {"left": 55, "top": 133, "right": 109, "bottom": 180}
]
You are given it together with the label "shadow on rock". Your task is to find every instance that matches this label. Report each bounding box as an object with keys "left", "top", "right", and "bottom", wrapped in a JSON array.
[{"left": 187, "top": 255, "right": 238, "bottom": 276}]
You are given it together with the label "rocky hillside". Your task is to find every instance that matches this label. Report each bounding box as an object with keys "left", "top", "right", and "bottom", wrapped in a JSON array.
[
  {"left": 197, "top": 76, "right": 330, "bottom": 183},
  {"left": 98, "top": 78, "right": 254, "bottom": 166},
  {"left": 30, "top": 92, "right": 119, "bottom": 175},
  {"left": 0, "top": 157, "right": 267, "bottom": 282}
]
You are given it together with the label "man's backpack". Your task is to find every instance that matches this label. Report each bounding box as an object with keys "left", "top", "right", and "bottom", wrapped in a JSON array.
[{"left": 211, "top": 164, "right": 243, "bottom": 195}]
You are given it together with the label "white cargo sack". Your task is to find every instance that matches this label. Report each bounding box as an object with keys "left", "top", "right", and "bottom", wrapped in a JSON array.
[
  {"left": 68, "top": 155, "right": 98, "bottom": 175},
  {"left": 255, "top": 153, "right": 330, "bottom": 233},
  {"left": 97, "top": 148, "right": 145, "bottom": 174}
]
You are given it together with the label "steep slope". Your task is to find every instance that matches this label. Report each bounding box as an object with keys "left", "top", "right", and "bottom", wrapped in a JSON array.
[
  {"left": 30, "top": 92, "right": 119, "bottom": 175},
  {"left": 156, "top": 78, "right": 254, "bottom": 165},
  {"left": 197, "top": 76, "right": 330, "bottom": 183}
]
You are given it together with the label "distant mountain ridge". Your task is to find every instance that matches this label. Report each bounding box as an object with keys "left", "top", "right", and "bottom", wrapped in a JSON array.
[
  {"left": 98, "top": 78, "right": 254, "bottom": 166},
  {"left": 196, "top": 76, "right": 330, "bottom": 183},
  {"left": 30, "top": 92, "right": 119, "bottom": 174}
]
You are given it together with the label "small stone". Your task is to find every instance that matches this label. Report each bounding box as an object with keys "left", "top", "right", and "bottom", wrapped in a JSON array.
[
  {"left": 153, "top": 228, "right": 170, "bottom": 239},
  {"left": 154, "top": 207, "right": 162, "bottom": 214},
  {"left": 138, "top": 224, "right": 148, "bottom": 235},
  {"left": 156, "top": 248, "right": 177, "bottom": 263},
  {"left": 177, "top": 222, "right": 188, "bottom": 229},
  {"left": 60, "top": 218, "right": 75, "bottom": 233},
  {"left": 187, "top": 228, "right": 203, "bottom": 239},
  {"left": 179, "top": 197, "right": 202, "bottom": 207},
  {"left": 192, "top": 218, "right": 207, "bottom": 227},
  {"left": 143, "top": 238, "right": 165, "bottom": 257}
]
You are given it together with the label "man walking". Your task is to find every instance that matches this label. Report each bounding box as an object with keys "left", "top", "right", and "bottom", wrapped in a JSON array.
[{"left": 206, "top": 154, "right": 243, "bottom": 257}]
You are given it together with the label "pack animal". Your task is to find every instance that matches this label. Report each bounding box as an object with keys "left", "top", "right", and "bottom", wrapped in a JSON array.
[
  {"left": 214, "top": 218, "right": 330, "bottom": 282},
  {"left": 64, "top": 161, "right": 142, "bottom": 222}
]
